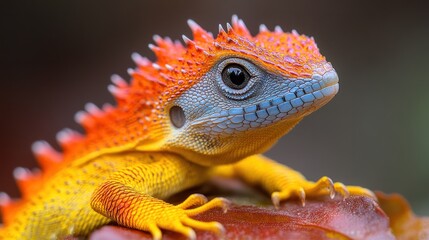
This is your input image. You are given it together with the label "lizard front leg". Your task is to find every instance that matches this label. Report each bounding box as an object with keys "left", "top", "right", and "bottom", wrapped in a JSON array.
[
  {"left": 90, "top": 153, "right": 228, "bottom": 239},
  {"left": 213, "top": 154, "right": 374, "bottom": 207}
]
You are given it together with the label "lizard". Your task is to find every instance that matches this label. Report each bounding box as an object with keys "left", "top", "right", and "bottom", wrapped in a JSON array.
[{"left": 0, "top": 15, "right": 374, "bottom": 240}]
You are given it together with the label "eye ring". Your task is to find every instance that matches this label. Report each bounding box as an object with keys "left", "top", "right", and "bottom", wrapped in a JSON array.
[
  {"left": 221, "top": 64, "right": 251, "bottom": 90},
  {"left": 216, "top": 58, "right": 261, "bottom": 101}
]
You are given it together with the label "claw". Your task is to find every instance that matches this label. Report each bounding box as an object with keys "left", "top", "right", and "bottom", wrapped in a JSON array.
[
  {"left": 330, "top": 189, "right": 336, "bottom": 199},
  {"left": 182, "top": 227, "right": 196, "bottom": 240},
  {"left": 334, "top": 182, "right": 350, "bottom": 199},
  {"left": 296, "top": 188, "right": 306, "bottom": 206},
  {"left": 182, "top": 218, "right": 225, "bottom": 237},
  {"left": 271, "top": 190, "right": 292, "bottom": 209},
  {"left": 327, "top": 180, "right": 336, "bottom": 199},
  {"left": 187, "top": 229, "right": 197, "bottom": 240},
  {"left": 172, "top": 222, "right": 196, "bottom": 240},
  {"left": 316, "top": 176, "right": 335, "bottom": 198},
  {"left": 271, "top": 192, "right": 280, "bottom": 209},
  {"left": 218, "top": 198, "right": 231, "bottom": 213},
  {"left": 213, "top": 222, "right": 225, "bottom": 237}
]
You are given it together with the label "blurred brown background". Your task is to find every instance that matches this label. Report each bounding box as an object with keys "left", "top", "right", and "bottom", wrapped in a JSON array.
[{"left": 1, "top": 1, "right": 428, "bottom": 215}]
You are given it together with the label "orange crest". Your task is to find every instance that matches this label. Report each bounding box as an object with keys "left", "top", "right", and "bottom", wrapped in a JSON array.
[{"left": 37, "top": 16, "right": 329, "bottom": 163}]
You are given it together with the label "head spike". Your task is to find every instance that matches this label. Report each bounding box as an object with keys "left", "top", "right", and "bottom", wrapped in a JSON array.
[
  {"left": 182, "top": 35, "right": 194, "bottom": 45},
  {"left": 230, "top": 16, "right": 251, "bottom": 37},
  {"left": 127, "top": 68, "right": 135, "bottom": 76},
  {"left": 131, "top": 52, "right": 150, "bottom": 66},
  {"left": 13, "top": 167, "right": 43, "bottom": 200},
  {"left": 259, "top": 24, "right": 268, "bottom": 32},
  {"left": 74, "top": 110, "right": 97, "bottom": 129},
  {"left": 149, "top": 43, "right": 165, "bottom": 55},
  {"left": 110, "top": 74, "right": 128, "bottom": 88},
  {"left": 226, "top": 23, "right": 233, "bottom": 32},
  {"left": 274, "top": 26, "right": 284, "bottom": 33},
  {"left": 0, "top": 192, "right": 10, "bottom": 205},
  {"left": 292, "top": 29, "right": 299, "bottom": 36},
  {"left": 187, "top": 19, "right": 200, "bottom": 32},
  {"left": 174, "top": 40, "right": 183, "bottom": 47},
  {"left": 55, "top": 129, "right": 67, "bottom": 144},
  {"left": 56, "top": 128, "right": 83, "bottom": 146},
  {"left": 0, "top": 194, "right": 25, "bottom": 225},
  {"left": 231, "top": 15, "right": 239, "bottom": 25},
  {"left": 31, "top": 140, "right": 51, "bottom": 156},
  {"left": 218, "top": 24, "right": 226, "bottom": 34},
  {"left": 108, "top": 84, "right": 128, "bottom": 99},
  {"left": 149, "top": 44, "right": 167, "bottom": 60},
  {"left": 74, "top": 111, "right": 87, "bottom": 124},
  {"left": 13, "top": 167, "right": 30, "bottom": 181},
  {"left": 102, "top": 103, "right": 114, "bottom": 112},
  {"left": 238, "top": 19, "right": 246, "bottom": 28},
  {"left": 84, "top": 102, "right": 103, "bottom": 117},
  {"left": 148, "top": 43, "right": 156, "bottom": 51},
  {"left": 31, "top": 140, "right": 62, "bottom": 171},
  {"left": 152, "top": 34, "right": 162, "bottom": 43},
  {"left": 164, "top": 36, "right": 173, "bottom": 44},
  {"left": 187, "top": 19, "right": 213, "bottom": 42},
  {"left": 31, "top": 140, "right": 61, "bottom": 159}
]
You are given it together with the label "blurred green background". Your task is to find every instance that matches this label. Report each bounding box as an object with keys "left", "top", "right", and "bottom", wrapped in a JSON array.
[{"left": 0, "top": 1, "right": 428, "bottom": 215}]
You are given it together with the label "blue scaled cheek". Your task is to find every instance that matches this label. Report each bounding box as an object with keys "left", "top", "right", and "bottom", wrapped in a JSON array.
[
  {"left": 171, "top": 57, "right": 338, "bottom": 137},
  {"left": 199, "top": 77, "right": 336, "bottom": 134}
]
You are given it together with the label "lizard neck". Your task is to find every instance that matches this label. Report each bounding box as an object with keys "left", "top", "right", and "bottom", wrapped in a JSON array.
[{"left": 158, "top": 117, "right": 303, "bottom": 167}]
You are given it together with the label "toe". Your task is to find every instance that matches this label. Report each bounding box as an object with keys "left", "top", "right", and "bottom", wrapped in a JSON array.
[
  {"left": 271, "top": 190, "right": 291, "bottom": 208},
  {"left": 182, "top": 218, "right": 225, "bottom": 236},
  {"left": 334, "top": 182, "right": 350, "bottom": 199},
  {"left": 177, "top": 194, "right": 208, "bottom": 210},
  {"left": 148, "top": 223, "right": 162, "bottom": 240},
  {"left": 185, "top": 197, "right": 230, "bottom": 216},
  {"left": 307, "top": 176, "right": 335, "bottom": 198}
]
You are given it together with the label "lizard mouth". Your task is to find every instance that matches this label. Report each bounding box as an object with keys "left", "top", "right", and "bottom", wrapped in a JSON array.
[{"left": 196, "top": 70, "right": 339, "bottom": 133}]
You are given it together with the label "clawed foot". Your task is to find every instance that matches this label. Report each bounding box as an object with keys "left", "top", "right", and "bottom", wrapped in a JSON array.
[
  {"left": 271, "top": 176, "right": 375, "bottom": 208},
  {"left": 149, "top": 194, "right": 230, "bottom": 240}
]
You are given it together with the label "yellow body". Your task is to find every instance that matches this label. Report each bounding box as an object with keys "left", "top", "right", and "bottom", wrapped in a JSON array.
[{"left": 0, "top": 152, "right": 372, "bottom": 239}]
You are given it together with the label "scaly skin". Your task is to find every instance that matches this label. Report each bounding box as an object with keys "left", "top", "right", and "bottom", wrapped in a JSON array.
[{"left": 0, "top": 15, "right": 374, "bottom": 239}]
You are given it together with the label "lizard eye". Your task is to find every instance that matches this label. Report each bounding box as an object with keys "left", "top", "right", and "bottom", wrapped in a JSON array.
[
  {"left": 221, "top": 64, "right": 251, "bottom": 90},
  {"left": 216, "top": 58, "right": 260, "bottom": 100}
]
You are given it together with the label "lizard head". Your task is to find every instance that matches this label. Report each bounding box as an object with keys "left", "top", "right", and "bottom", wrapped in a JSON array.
[{"left": 126, "top": 16, "right": 338, "bottom": 166}]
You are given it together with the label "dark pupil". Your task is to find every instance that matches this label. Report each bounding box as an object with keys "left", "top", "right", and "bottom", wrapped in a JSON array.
[
  {"left": 222, "top": 64, "right": 250, "bottom": 89},
  {"left": 228, "top": 67, "right": 245, "bottom": 85}
]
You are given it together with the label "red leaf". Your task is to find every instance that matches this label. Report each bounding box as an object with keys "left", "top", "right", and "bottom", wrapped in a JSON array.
[{"left": 89, "top": 196, "right": 393, "bottom": 240}]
